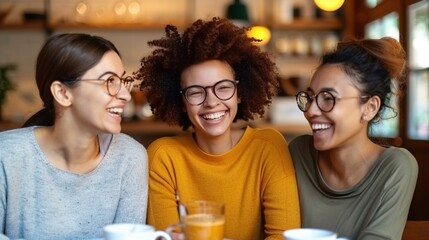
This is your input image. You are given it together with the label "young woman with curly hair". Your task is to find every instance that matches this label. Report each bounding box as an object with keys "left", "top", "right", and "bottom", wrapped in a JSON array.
[{"left": 135, "top": 17, "right": 300, "bottom": 240}]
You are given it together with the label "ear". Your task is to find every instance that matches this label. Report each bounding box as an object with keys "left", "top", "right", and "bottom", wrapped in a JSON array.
[
  {"left": 363, "top": 95, "right": 381, "bottom": 121},
  {"left": 51, "top": 81, "right": 73, "bottom": 107}
]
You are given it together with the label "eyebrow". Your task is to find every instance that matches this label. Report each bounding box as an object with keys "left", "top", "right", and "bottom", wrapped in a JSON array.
[
  {"left": 307, "top": 87, "right": 338, "bottom": 94},
  {"left": 96, "top": 71, "right": 126, "bottom": 79}
]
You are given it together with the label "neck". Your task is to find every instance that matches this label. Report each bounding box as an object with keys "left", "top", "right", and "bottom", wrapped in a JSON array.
[
  {"left": 194, "top": 128, "right": 244, "bottom": 155},
  {"left": 36, "top": 125, "right": 102, "bottom": 173},
  {"left": 317, "top": 140, "right": 384, "bottom": 190}
]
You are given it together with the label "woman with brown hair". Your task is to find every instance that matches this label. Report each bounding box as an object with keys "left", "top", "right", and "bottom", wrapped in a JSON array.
[{"left": 0, "top": 33, "right": 148, "bottom": 239}]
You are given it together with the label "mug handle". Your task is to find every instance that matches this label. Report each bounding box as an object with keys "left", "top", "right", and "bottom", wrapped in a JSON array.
[{"left": 153, "top": 230, "right": 172, "bottom": 240}]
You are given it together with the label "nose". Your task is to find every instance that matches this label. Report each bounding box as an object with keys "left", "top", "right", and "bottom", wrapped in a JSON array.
[
  {"left": 116, "top": 83, "right": 132, "bottom": 102},
  {"left": 305, "top": 98, "right": 321, "bottom": 118},
  {"left": 203, "top": 87, "right": 220, "bottom": 107}
]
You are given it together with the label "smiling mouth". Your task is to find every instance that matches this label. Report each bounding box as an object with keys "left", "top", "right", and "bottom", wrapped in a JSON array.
[
  {"left": 107, "top": 107, "right": 123, "bottom": 116},
  {"left": 312, "top": 123, "right": 331, "bottom": 131},
  {"left": 201, "top": 111, "right": 226, "bottom": 120}
]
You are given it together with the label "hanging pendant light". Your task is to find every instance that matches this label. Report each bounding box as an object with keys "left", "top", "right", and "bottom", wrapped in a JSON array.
[
  {"left": 226, "top": 0, "right": 250, "bottom": 27},
  {"left": 226, "top": 0, "right": 271, "bottom": 46},
  {"left": 247, "top": 25, "right": 271, "bottom": 46},
  {"left": 314, "top": 0, "right": 345, "bottom": 11}
]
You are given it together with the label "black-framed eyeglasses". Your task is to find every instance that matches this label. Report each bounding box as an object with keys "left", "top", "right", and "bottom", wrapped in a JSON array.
[
  {"left": 296, "top": 90, "right": 370, "bottom": 113},
  {"left": 180, "top": 79, "right": 239, "bottom": 106},
  {"left": 78, "top": 75, "right": 135, "bottom": 96}
]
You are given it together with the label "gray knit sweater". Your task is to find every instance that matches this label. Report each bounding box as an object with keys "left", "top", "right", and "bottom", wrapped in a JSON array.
[{"left": 0, "top": 127, "right": 148, "bottom": 239}]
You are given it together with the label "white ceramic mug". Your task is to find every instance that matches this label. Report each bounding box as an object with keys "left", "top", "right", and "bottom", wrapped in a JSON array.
[
  {"left": 104, "top": 223, "right": 171, "bottom": 240},
  {"left": 283, "top": 228, "right": 337, "bottom": 240}
]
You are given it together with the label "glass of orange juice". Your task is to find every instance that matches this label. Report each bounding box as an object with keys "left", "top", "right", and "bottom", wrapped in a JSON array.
[{"left": 168, "top": 200, "right": 225, "bottom": 240}]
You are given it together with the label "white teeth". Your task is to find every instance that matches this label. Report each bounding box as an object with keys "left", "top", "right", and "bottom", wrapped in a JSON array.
[
  {"left": 312, "top": 123, "right": 331, "bottom": 130},
  {"left": 107, "top": 108, "right": 123, "bottom": 114},
  {"left": 202, "top": 111, "right": 225, "bottom": 120}
]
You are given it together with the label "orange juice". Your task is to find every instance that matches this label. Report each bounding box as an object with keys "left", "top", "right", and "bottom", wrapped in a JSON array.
[{"left": 184, "top": 214, "right": 225, "bottom": 240}]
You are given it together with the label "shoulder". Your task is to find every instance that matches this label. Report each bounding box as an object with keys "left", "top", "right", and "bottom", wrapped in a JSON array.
[
  {"left": 148, "top": 134, "right": 192, "bottom": 153},
  {"left": 288, "top": 135, "right": 313, "bottom": 156},
  {"left": 252, "top": 127, "right": 284, "bottom": 139},
  {"left": 381, "top": 147, "right": 418, "bottom": 174},
  {"left": 146, "top": 134, "right": 194, "bottom": 169},
  {"left": 0, "top": 126, "right": 32, "bottom": 139},
  {"left": 108, "top": 133, "right": 147, "bottom": 168},
  {"left": 249, "top": 127, "right": 288, "bottom": 147},
  {"left": 113, "top": 133, "right": 146, "bottom": 153},
  {"left": 0, "top": 127, "right": 34, "bottom": 151},
  {"left": 289, "top": 135, "right": 312, "bottom": 148}
]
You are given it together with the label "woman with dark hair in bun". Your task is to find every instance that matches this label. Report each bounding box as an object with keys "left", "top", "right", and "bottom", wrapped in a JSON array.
[{"left": 290, "top": 37, "right": 418, "bottom": 240}]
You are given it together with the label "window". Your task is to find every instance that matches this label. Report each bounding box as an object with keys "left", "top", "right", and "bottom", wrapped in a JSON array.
[{"left": 407, "top": 0, "right": 429, "bottom": 140}]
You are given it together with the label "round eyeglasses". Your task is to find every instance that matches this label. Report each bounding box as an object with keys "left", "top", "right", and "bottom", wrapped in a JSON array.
[
  {"left": 180, "top": 80, "right": 239, "bottom": 106},
  {"left": 296, "top": 90, "right": 370, "bottom": 113},
  {"left": 78, "top": 75, "right": 135, "bottom": 96}
]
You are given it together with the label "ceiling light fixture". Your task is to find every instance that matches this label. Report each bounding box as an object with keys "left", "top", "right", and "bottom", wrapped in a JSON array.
[
  {"left": 226, "top": 0, "right": 271, "bottom": 46},
  {"left": 314, "top": 0, "right": 345, "bottom": 11},
  {"left": 247, "top": 25, "right": 271, "bottom": 46},
  {"left": 226, "top": 0, "right": 249, "bottom": 27}
]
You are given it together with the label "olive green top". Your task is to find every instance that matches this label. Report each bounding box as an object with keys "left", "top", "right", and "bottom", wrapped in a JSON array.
[{"left": 289, "top": 135, "right": 418, "bottom": 240}]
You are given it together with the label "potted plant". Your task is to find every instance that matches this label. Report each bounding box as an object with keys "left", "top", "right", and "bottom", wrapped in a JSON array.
[{"left": 0, "top": 64, "right": 16, "bottom": 122}]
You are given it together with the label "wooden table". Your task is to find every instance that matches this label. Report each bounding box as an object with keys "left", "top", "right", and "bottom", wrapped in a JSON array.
[{"left": 402, "top": 221, "right": 429, "bottom": 240}]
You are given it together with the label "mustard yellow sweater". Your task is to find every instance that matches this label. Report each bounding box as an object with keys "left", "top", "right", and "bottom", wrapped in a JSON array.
[{"left": 147, "top": 126, "right": 300, "bottom": 240}]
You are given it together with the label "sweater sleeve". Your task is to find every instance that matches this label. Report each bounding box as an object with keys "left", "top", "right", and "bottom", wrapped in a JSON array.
[
  {"left": 112, "top": 134, "right": 149, "bottom": 225},
  {"left": 0, "top": 163, "right": 7, "bottom": 239},
  {"left": 261, "top": 129, "right": 301, "bottom": 239},
  {"left": 147, "top": 139, "right": 180, "bottom": 230}
]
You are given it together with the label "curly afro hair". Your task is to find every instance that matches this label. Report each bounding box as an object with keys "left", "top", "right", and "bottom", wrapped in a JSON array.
[{"left": 134, "top": 17, "right": 279, "bottom": 130}]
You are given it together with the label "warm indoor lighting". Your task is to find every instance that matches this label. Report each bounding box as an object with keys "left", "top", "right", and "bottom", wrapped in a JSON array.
[
  {"left": 75, "top": 2, "right": 88, "bottom": 15},
  {"left": 114, "top": 2, "right": 127, "bottom": 16},
  {"left": 128, "top": 1, "right": 141, "bottom": 15},
  {"left": 226, "top": 0, "right": 271, "bottom": 46},
  {"left": 314, "top": 0, "right": 345, "bottom": 11},
  {"left": 247, "top": 25, "right": 271, "bottom": 46}
]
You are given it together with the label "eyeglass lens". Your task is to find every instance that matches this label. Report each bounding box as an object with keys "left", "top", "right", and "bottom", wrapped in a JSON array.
[
  {"left": 296, "top": 91, "right": 336, "bottom": 112},
  {"left": 183, "top": 80, "right": 238, "bottom": 105},
  {"left": 106, "top": 76, "right": 134, "bottom": 95}
]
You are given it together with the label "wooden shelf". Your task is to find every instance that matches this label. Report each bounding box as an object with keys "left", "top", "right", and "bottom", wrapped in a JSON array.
[
  {"left": 0, "top": 18, "right": 342, "bottom": 31},
  {"left": 0, "top": 22, "right": 45, "bottom": 30},
  {"left": 271, "top": 18, "right": 343, "bottom": 30},
  {"left": 51, "top": 21, "right": 187, "bottom": 30},
  {"left": 0, "top": 21, "right": 186, "bottom": 31}
]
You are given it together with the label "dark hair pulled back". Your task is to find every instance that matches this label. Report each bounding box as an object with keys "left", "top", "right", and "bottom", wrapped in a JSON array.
[
  {"left": 23, "top": 33, "right": 120, "bottom": 127},
  {"left": 320, "top": 37, "right": 407, "bottom": 123}
]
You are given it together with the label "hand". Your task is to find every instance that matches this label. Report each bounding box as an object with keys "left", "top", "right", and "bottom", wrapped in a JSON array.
[
  {"left": 169, "top": 232, "right": 184, "bottom": 240},
  {"left": 168, "top": 232, "right": 232, "bottom": 240}
]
